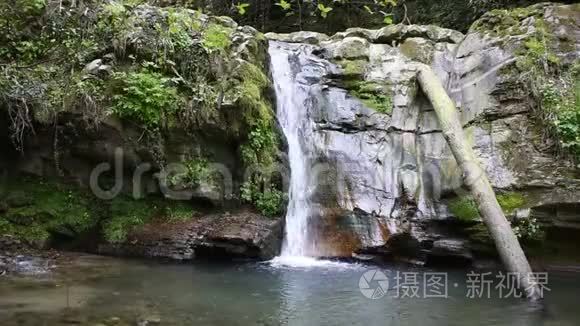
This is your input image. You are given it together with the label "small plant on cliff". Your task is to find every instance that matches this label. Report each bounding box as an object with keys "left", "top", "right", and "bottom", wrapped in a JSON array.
[
  {"left": 512, "top": 217, "right": 545, "bottom": 242},
  {"left": 506, "top": 15, "right": 580, "bottom": 161},
  {"left": 255, "top": 189, "right": 285, "bottom": 217},
  {"left": 166, "top": 8, "right": 199, "bottom": 50},
  {"left": 542, "top": 70, "right": 580, "bottom": 158},
  {"left": 201, "top": 24, "right": 231, "bottom": 52},
  {"left": 241, "top": 180, "right": 284, "bottom": 217},
  {"left": 241, "top": 125, "right": 278, "bottom": 167},
  {"left": 168, "top": 158, "right": 217, "bottom": 189},
  {"left": 112, "top": 70, "right": 180, "bottom": 129}
]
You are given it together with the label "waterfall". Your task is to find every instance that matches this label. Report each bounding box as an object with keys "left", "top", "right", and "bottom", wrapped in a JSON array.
[
  {"left": 268, "top": 41, "right": 389, "bottom": 266},
  {"left": 269, "top": 41, "right": 320, "bottom": 259}
]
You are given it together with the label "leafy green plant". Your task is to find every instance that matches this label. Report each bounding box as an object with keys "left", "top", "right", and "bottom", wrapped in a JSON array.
[
  {"left": 505, "top": 15, "right": 580, "bottom": 161},
  {"left": 201, "top": 24, "right": 231, "bottom": 52},
  {"left": 317, "top": 3, "right": 333, "bottom": 19},
  {"left": 512, "top": 217, "right": 545, "bottom": 242},
  {"left": 241, "top": 126, "right": 277, "bottom": 166},
  {"left": 235, "top": 3, "right": 250, "bottom": 15},
  {"left": 543, "top": 76, "right": 580, "bottom": 158},
  {"left": 275, "top": 0, "right": 292, "bottom": 11},
  {"left": 112, "top": 70, "right": 179, "bottom": 129},
  {"left": 166, "top": 9, "right": 196, "bottom": 49},
  {"left": 168, "top": 158, "right": 216, "bottom": 189},
  {"left": 255, "top": 189, "right": 284, "bottom": 217},
  {"left": 241, "top": 180, "right": 284, "bottom": 217}
]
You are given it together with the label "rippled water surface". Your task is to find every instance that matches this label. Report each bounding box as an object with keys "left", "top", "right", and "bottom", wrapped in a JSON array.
[{"left": 1, "top": 255, "right": 579, "bottom": 325}]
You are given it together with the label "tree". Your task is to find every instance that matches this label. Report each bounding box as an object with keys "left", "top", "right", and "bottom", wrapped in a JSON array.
[{"left": 416, "top": 64, "right": 542, "bottom": 301}]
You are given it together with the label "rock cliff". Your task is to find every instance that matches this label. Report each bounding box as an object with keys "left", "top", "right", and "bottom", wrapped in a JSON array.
[{"left": 266, "top": 3, "right": 580, "bottom": 265}]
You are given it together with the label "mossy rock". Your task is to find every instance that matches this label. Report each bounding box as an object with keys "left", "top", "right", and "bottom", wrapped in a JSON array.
[
  {"left": 0, "top": 2, "right": 282, "bottom": 215},
  {"left": 336, "top": 59, "right": 368, "bottom": 77},
  {"left": 470, "top": 5, "right": 545, "bottom": 37},
  {"left": 0, "top": 175, "right": 201, "bottom": 245},
  {"left": 340, "top": 80, "right": 393, "bottom": 114},
  {"left": 448, "top": 192, "right": 527, "bottom": 222}
]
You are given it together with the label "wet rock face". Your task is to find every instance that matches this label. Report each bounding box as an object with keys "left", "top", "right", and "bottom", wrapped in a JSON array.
[
  {"left": 97, "top": 210, "right": 283, "bottom": 260},
  {"left": 266, "top": 3, "right": 580, "bottom": 264}
]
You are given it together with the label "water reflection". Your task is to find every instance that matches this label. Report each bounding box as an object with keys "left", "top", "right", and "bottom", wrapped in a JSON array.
[{"left": 0, "top": 256, "right": 579, "bottom": 325}]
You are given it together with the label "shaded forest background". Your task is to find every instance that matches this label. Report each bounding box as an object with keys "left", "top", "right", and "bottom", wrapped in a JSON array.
[{"left": 158, "top": 0, "right": 576, "bottom": 33}]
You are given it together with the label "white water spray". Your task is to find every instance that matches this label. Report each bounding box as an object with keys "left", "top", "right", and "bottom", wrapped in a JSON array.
[{"left": 269, "top": 42, "right": 319, "bottom": 262}]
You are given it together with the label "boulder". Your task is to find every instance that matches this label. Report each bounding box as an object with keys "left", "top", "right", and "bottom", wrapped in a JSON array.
[
  {"left": 265, "top": 31, "right": 330, "bottom": 45},
  {"left": 97, "top": 210, "right": 283, "bottom": 260}
]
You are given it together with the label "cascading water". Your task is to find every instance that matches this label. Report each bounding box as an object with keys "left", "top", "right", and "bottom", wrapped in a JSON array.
[
  {"left": 269, "top": 41, "right": 321, "bottom": 260},
  {"left": 269, "top": 41, "right": 389, "bottom": 266},
  {"left": 267, "top": 27, "right": 523, "bottom": 269}
]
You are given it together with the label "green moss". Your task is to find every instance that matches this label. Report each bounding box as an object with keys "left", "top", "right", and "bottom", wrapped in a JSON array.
[
  {"left": 497, "top": 192, "right": 526, "bottom": 214},
  {"left": 232, "top": 61, "right": 282, "bottom": 216},
  {"left": 0, "top": 175, "right": 200, "bottom": 245},
  {"left": 471, "top": 6, "right": 540, "bottom": 37},
  {"left": 486, "top": 6, "right": 580, "bottom": 161},
  {"left": 165, "top": 202, "right": 195, "bottom": 222},
  {"left": 449, "top": 196, "right": 480, "bottom": 222},
  {"left": 237, "top": 62, "right": 273, "bottom": 127},
  {"left": 235, "top": 62, "right": 278, "bottom": 168},
  {"left": 102, "top": 196, "right": 153, "bottom": 243},
  {"left": 0, "top": 177, "right": 96, "bottom": 244},
  {"left": 449, "top": 192, "right": 527, "bottom": 222},
  {"left": 103, "top": 196, "right": 196, "bottom": 243},
  {"left": 341, "top": 80, "right": 393, "bottom": 114},
  {"left": 336, "top": 59, "right": 367, "bottom": 76}
]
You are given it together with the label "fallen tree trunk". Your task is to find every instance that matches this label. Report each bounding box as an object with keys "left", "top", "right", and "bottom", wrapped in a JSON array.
[{"left": 416, "top": 64, "right": 541, "bottom": 301}]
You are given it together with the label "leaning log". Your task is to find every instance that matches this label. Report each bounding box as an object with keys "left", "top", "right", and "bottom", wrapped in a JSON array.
[{"left": 416, "top": 64, "right": 541, "bottom": 301}]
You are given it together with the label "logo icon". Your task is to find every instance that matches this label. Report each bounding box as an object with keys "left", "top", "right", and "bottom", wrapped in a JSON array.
[{"left": 359, "top": 269, "right": 389, "bottom": 299}]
